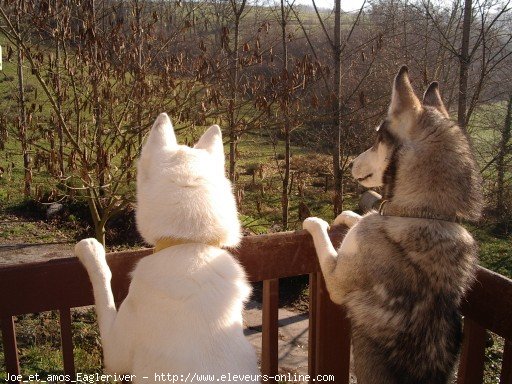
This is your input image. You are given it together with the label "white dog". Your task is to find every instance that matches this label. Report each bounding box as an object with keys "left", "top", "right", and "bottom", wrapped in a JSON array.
[{"left": 75, "top": 114, "right": 259, "bottom": 383}]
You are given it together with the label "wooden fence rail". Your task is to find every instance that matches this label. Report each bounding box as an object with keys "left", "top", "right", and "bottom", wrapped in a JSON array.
[{"left": 1, "top": 227, "right": 511, "bottom": 383}]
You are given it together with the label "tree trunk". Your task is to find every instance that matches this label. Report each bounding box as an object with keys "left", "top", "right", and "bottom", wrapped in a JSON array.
[
  {"left": 16, "top": 8, "right": 31, "bottom": 197},
  {"left": 89, "top": 0, "right": 105, "bottom": 195},
  {"left": 332, "top": 0, "right": 342, "bottom": 216},
  {"left": 229, "top": 120, "right": 237, "bottom": 181},
  {"left": 55, "top": 0, "right": 64, "bottom": 176},
  {"left": 280, "top": 0, "right": 290, "bottom": 229},
  {"left": 130, "top": 0, "right": 144, "bottom": 185},
  {"left": 228, "top": 19, "right": 240, "bottom": 182},
  {"left": 95, "top": 221, "right": 107, "bottom": 249},
  {"left": 88, "top": 195, "right": 107, "bottom": 247},
  {"left": 282, "top": 130, "right": 290, "bottom": 229},
  {"left": 458, "top": 0, "right": 472, "bottom": 130},
  {"left": 136, "top": 0, "right": 143, "bottom": 149},
  {"left": 496, "top": 94, "right": 512, "bottom": 214},
  {"left": 228, "top": 0, "right": 246, "bottom": 182}
]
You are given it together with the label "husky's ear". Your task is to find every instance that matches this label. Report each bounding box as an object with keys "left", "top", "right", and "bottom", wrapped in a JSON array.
[
  {"left": 145, "top": 113, "right": 177, "bottom": 150},
  {"left": 195, "top": 125, "right": 224, "bottom": 167},
  {"left": 422, "top": 82, "right": 449, "bottom": 118},
  {"left": 389, "top": 66, "right": 421, "bottom": 116}
]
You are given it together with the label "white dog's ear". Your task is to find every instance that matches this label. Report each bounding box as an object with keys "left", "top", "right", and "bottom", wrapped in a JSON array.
[
  {"left": 195, "top": 125, "right": 225, "bottom": 167},
  {"left": 138, "top": 113, "right": 176, "bottom": 179},
  {"left": 389, "top": 66, "right": 421, "bottom": 116},
  {"left": 145, "top": 113, "right": 177, "bottom": 150},
  {"left": 422, "top": 82, "right": 449, "bottom": 118}
]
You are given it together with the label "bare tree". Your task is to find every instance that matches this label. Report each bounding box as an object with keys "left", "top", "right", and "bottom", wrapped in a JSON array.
[
  {"left": 279, "top": 0, "right": 292, "bottom": 229},
  {"left": 14, "top": 0, "right": 31, "bottom": 197},
  {"left": 422, "top": 0, "right": 511, "bottom": 126},
  {"left": 0, "top": 0, "right": 208, "bottom": 246},
  {"left": 228, "top": 0, "right": 247, "bottom": 182},
  {"left": 496, "top": 94, "right": 512, "bottom": 214},
  {"left": 332, "top": 0, "right": 343, "bottom": 215},
  {"left": 458, "top": 0, "right": 472, "bottom": 129},
  {"left": 309, "top": 0, "right": 368, "bottom": 215}
]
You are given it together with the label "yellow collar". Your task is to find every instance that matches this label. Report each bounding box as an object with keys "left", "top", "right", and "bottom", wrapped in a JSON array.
[{"left": 154, "top": 237, "right": 221, "bottom": 253}]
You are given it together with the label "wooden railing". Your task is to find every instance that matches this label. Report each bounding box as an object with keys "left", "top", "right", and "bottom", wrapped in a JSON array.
[{"left": 1, "top": 228, "right": 511, "bottom": 383}]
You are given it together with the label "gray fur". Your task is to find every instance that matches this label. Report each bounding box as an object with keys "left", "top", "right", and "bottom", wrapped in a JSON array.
[
  {"left": 422, "top": 82, "right": 450, "bottom": 118},
  {"left": 347, "top": 216, "right": 476, "bottom": 383},
  {"left": 392, "top": 108, "right": 483, "bottom": 221}
]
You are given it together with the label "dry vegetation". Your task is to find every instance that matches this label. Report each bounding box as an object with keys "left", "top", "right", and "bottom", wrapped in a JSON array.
[{"left": 0, "top": 0, "right": 510, "bottom": 243}]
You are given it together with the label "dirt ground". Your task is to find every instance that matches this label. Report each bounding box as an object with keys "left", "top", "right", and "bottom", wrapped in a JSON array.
[
  {"left": 0, "top": 214, "right": 76, "bottom": 265},
  {"left": 0, "top": 241, "right": 74, "bottom": 265}
]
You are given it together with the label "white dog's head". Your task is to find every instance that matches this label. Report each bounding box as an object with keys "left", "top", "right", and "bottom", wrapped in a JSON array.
[{"left": 136, "top": 113, "right": 241, "bottom": 247}]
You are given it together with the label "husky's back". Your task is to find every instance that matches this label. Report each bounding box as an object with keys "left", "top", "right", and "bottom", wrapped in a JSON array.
[{"left": 348, "top": 217, "right": 477, "bottom": 383}]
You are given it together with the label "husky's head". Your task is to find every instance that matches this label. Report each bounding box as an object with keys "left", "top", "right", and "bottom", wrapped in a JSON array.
[
  {"left": 136, "top": 113, "right": 241, "bottom": 246},
  {"left": 352, "top": 66, "right": 482, "bottom": 221}
]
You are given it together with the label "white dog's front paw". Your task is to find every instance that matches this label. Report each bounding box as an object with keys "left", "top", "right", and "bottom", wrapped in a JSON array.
[
  {"left": 75, "top": 238, "right": 110, "bottom": 280},
  {"left": 303, "top": 217, "right": 330, "bottom": 234},
  {"left": 333, "top": 211, "right": 361, "bottom": 228}
]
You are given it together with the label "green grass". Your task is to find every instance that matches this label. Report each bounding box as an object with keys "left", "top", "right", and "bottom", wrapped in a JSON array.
[
  {"left": 0, "top": 310, "right": 103, "bottom": 382},
  {"left": 0, "top": 35, "right": 54, "bottom": 117},
  {"left": 469, "top": 101, "right": 511, "bottom": 181},
  {"left": 473, "top": 225, "right": 512, "bottom": 279},
  {"left": 484, "top": 333, "right": 505, "bottom": 384},
  {"left": 234, "top": 132, "right": 358, "bottom": 230}
]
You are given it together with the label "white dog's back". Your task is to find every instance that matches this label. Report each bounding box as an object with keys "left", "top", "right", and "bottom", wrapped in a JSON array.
[{"left": 127, "top": 244, "right": 258, "bottom": 379}]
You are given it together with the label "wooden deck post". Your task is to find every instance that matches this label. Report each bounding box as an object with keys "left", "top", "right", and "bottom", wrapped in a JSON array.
[
  {"left": 308, "top": 273, "right": 318, "bottom": 382},
  {"left": 1, "top": 316, "right": 20, "bottom": 384},
  {"left": 59, "top": 308, "right": 76, "bottom": 381},
  {"left": 311, "top": 272, "right": 351, "bottom": 383},
  {"left": 261, "top": 279, "right": 279, "bottom": 382},
  {"left": 457, "top": 317, "right": 487, "bottom": 384}
]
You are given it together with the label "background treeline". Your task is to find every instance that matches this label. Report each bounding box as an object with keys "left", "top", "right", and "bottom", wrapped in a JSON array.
[{"left": 0, "top": 0, "right": 511, "bottom": 246}]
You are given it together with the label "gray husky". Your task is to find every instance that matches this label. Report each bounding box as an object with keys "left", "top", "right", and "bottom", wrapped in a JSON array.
[{"left": 303, "top": 66, "right": 482, "bottom": 383}]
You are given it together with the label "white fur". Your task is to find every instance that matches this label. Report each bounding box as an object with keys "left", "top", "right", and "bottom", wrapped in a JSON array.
[
  {"left": 351, "top": 142, "right": 389, "bottom": 189},
  {"left": 136, "top": 114, "right": 241, "bottom": 247},
  {"left": 75, "top": 113, "right": 259, "bottom": 383},
  {"left": 332, "top": 211, "right": 362, "bottom": 229},
  {"left": 303, "top": 216, "right": 360, "bottom": 304}
]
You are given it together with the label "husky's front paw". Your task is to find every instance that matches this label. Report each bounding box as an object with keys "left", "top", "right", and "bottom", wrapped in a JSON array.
[
  {"left": 333, "top": 211, "right": 361, "bottom": 228},
  {"left": 303, "top": 217, "right": 330, "bottom": 234},
  {"left": 75, "top": 238, "right": 111, "bottom": 280}
]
